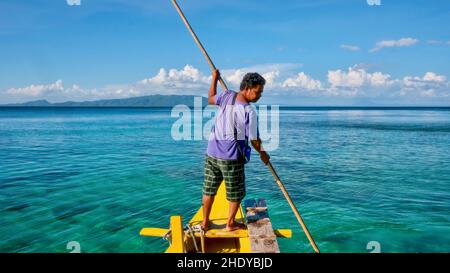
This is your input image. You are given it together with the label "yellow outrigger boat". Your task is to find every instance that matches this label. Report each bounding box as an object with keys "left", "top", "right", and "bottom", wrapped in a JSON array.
[{"left": 140, "top": 182, "right": 292, "bottom": 253}]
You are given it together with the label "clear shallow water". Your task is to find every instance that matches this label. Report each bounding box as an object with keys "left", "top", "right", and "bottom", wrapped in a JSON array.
[{"left": 0, "top": 107, "right": 449, "bottom": 253}]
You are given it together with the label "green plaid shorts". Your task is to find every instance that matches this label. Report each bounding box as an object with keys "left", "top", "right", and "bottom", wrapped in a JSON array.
[{"left": 203, "top": 155, "right": 246, "bottom": 202}]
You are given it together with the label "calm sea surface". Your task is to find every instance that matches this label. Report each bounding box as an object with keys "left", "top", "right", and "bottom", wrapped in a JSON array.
[{"left": 0, "top": 107, "right": 449, "bottom": 253}]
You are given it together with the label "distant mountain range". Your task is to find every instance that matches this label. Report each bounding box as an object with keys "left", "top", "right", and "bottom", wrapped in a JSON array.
[{"left": 2, "top": 95, "right": 208, "bottom": 107}]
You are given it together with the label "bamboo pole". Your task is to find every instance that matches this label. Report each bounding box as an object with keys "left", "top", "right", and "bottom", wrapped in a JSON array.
[
  {"left": 170, "top": 0, "right": 228, "bottom": 91},
  {"left": 267, "top": 162, "right": 320, "bottom": 253}
]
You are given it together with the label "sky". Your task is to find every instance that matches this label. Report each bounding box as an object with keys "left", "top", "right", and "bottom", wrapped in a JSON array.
[{"left": 0, "top": 0, "right": 449, "bottom": 106}]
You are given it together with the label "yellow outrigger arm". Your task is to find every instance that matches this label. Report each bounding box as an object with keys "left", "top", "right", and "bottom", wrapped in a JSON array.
[{"left": 140, "top": 226, "right": 292, "bottom": 239}]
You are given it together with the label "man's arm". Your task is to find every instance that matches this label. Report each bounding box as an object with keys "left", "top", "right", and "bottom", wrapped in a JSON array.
[
  {"left": 251, "top": 138, "right": 270, "bottom": 165},
  {"left": 208, "top": 69, "right": 220, "bottom": 105}
]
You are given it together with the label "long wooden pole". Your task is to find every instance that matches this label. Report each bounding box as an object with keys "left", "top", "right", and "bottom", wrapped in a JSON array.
[
  {"left": 267, "top": 162, "right": 320, "bottom": 253},
  {"left": 170, "top": 0, "right": 228, "bottom": 91},
  {"left": 171, "top": 0, "right": 320, "bottom": 253}
]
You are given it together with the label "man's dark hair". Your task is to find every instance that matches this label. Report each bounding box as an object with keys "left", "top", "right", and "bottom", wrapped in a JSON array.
[{"left": 240, "top": 73, "right": 266, "bottom": 91}]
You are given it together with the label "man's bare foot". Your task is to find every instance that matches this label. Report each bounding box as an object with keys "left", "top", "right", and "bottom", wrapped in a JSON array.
[
  {"left": 200, "top": 221, "right": 211, "bottom": 231},
  {"left": 225, "top": 221, "right": 246, "bottom": 231}
]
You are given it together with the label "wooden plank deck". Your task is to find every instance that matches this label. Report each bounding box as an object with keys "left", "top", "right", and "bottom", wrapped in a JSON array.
[{"left": 244, "top": 198, "right": 280, "bottom": 253}]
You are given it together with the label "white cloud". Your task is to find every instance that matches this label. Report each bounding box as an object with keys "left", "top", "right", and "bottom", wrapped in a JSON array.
[
  {"left": 139, "top": 64, "right": 210, "bottom": 88},
  {"left": 6, "top": 80, "right": 64, "bottom": 97},
  {"left": 223, "top": 69, "right": 246, "bottom": 87},
  {"left": 261, "top": 70, "right": 280, "bottom": 87},
  {"left": 3, "top": 79, "right": 141, "bottom": 103},
  {"left": 369, "top": 72, "right": 395, "bottom": 86},
  {"left": 340, "top": 44, "right": 360, "bottom": 51},
  {"left": 140, "top": 68, "right": 166, "bottom": 85},
  {"left": 369, "top": 38, "right": 419, "bottom": 52},
  {"left": 423, "top": 72, "right": 446, "bottom": 82},
  {"left": 403, "top": 72, "right": 446, "bottom": 87},
  {"left": 282, "top": 72, "right": 323, "bottom": 90},
  {"left": 327, "top": 66, "right": 394, "bottom": 89},
  {"left": 400, "top": 72, "right": 448, "bottom": 98},
  {"left": 137, "top": 63, "right": 301, "bottom": 92},
  {"left": 328, "top": 69, "right": 364, "bottom": 88},
  {"left": 320, "top": 68, "right": 448, "bottom": 101}
]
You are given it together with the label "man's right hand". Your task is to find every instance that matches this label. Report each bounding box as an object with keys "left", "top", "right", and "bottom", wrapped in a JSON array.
[{"left": 212, "top": 69, "right": 220, "bottom": 81}]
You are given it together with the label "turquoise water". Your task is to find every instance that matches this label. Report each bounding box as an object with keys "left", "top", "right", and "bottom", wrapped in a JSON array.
[{"left": 0, "top": 107, "right": 449, "bottom": 253}]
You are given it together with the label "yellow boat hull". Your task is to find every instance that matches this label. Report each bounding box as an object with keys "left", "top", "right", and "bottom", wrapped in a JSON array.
[{"left": 160, "top": 182, "right": 250, "bottom": 253}]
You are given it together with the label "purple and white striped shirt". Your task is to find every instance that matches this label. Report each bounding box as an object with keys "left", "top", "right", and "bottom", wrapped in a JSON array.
[{"left": 206, "top": 90, "right": 259, "bottom": 160}]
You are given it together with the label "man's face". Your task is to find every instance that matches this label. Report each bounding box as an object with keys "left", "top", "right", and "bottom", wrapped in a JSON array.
[{"left": 245, "top": 85, "right": 264, "bottom": 103}]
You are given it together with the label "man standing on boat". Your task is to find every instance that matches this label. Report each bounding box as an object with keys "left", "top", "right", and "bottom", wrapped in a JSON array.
[{"left": 201, "top": 69, "right": 270, "bottom": 231}]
